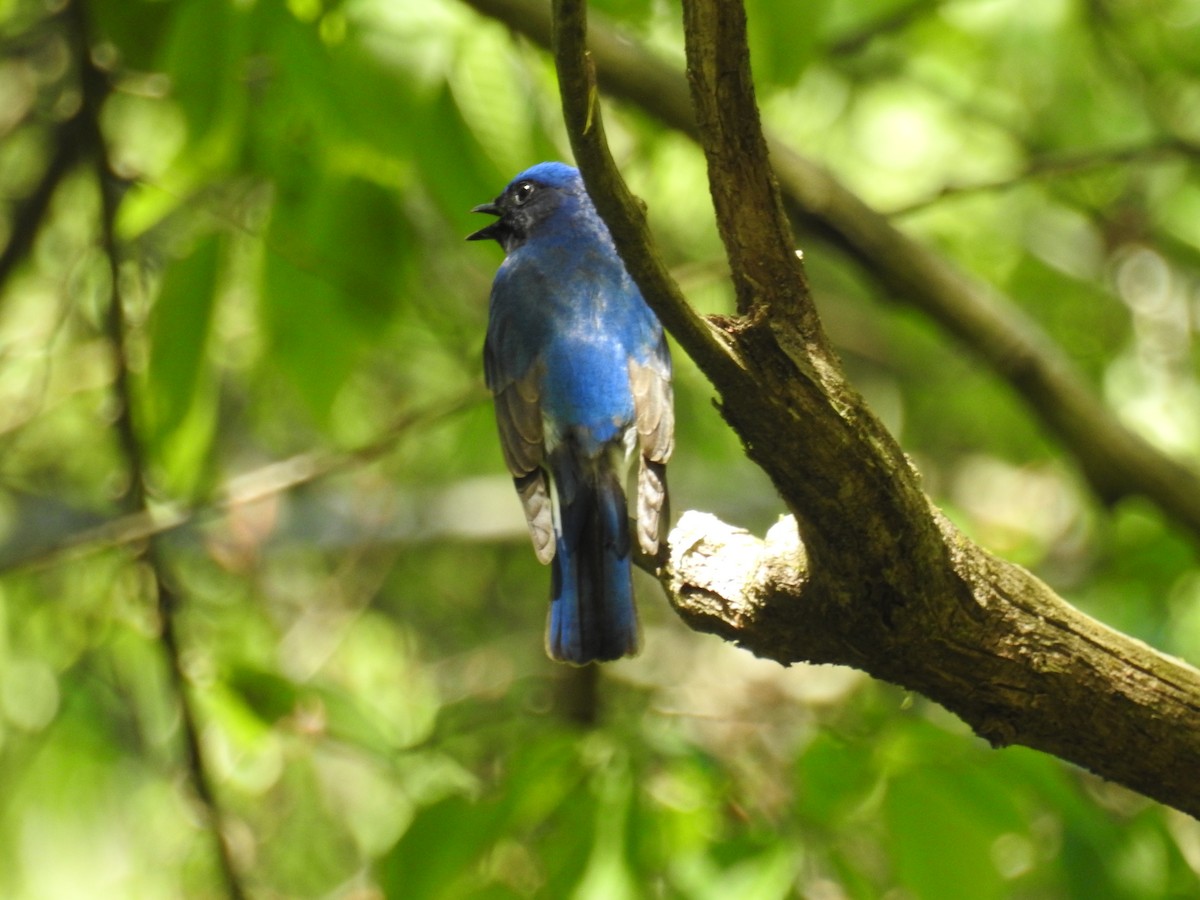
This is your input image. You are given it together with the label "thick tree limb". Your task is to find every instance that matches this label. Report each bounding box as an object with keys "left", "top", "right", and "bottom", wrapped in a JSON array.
[
  {"left": 681, "top": 0, "right": 812, "bottom": 325},
  {"left": 463, "top": 0, "right": 1200, "bottom": 542},
  {"left": 550, "top": 0, "right": 1200, "bottom": 818},
  {"left": 667, "top": 511, "right": 1200, "bottom": 819}
]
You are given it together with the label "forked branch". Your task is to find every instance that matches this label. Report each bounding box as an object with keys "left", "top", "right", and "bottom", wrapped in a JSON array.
[{"left": 552, "top": 0, "right": 1200, "bottom": 819}]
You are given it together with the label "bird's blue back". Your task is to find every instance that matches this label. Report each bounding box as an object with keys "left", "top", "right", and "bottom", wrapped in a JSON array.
[{"left": 471, "top": 162, "right": 673, "bottom": 664}]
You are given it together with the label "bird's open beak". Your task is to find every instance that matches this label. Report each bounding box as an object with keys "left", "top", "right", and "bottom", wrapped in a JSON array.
[{"left": 466, "top": 201, "right": 503, "bottom": 242}]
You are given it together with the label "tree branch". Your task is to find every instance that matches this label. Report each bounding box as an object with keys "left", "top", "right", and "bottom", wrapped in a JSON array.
[
  {"left": 681, "top": 0, "right": 813, "bottom": 325},
  {"left": 548, "top": 0, "right": 742, "bottom": 391},
  {"left": 666, "top": 510, "right": 1200, "bottom": 818},
  {"left": 549, "top": 0, "right": 1200, "bottom": 818},
  {"left": 0, "top": 392, "right": 484, "bottom": 575},
  {"left": 888, "top": 137, "right": 1200, "bottom": 216},
  {"left": 68, "top": 3, "right": 247, "bottom": 895},
  {"left": 463, "top": 0, "right": 1200, "bottom": 542},
  {"left": 0, "top": 10, "right": 87, "bottom": 299},
  {"left": 826, "top": 0, "right": 945, "bottom": 57}
]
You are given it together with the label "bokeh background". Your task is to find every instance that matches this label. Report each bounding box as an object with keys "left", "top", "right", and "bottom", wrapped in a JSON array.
[{"left": 2, "top": 0, "right": 1200, "bottom": 896}]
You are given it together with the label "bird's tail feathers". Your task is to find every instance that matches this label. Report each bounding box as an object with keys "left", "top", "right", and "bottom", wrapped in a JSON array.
[{"left": 546, "top": 457, "right": 638, "bottom": 665}]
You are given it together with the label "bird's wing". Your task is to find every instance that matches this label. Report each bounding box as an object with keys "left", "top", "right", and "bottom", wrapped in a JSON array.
[
  {"left": 628, "top": 337, "right": 674, "bottom": 555},
  {"left": 485, "top": 287, "right": 556, "bottom": 565}
]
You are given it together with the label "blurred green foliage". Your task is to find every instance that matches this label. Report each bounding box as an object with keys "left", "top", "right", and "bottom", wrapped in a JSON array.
[{"left": 0, "top": 0, "right": 1198, "bottom": 896}]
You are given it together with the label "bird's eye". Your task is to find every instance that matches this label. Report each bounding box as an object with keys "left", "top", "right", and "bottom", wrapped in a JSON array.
[{"left": 512, "top": 181, "right": 536, "bottom": 205}]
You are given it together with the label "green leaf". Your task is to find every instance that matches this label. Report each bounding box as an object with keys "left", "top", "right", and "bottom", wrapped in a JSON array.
[
  {"left": 259, "top": 173, "right": 412, "bottom": 425},
  {"left": 260, "top": 757, "right": 361, "bottom": 896},
  {"left": 322, "top": 40, "right": 428, "bottom": 159},
  {"left": 142, "top": 234, "right": 222, "bottom": 497},
  {"left": 795, "top": 731, "right": 877, "bottom": 823},
  {"left": 226, "top": 663, "right": 407, "bottom": 757},
  {"left": 226, "top": 664, "right": 300, "bottom": 725},
  {"left": 745, "top": 0, "right": 833, "bottom": 87},
  {"left": 884, "top": 765, "right": 1020, "bottom": 900},
  {"left": 589, "top": 0, "right": 654, "bottom": 28},
  {"left": 159, "top": 0, "right": 246, "bottom": 142},
  {"left": 413, "top": 85, "right": 506, "bottom": 224},
  {"left": 496, "top": 732, "right": 590, "bottom": 828},
  {"left": 706, "top": 848, "right": 799, "bottom": 900},
  {"left": 87, "top": 0, "right": 175, "bottom": 71},
  {"left": 376, "top": 794, "right": 498, "bottom": 899},
  {"left": 306, "top": 177, "right": 412, "bottom": 332},
  {"left": 259, "top": 241, "right": 363, "bottom": 426}
]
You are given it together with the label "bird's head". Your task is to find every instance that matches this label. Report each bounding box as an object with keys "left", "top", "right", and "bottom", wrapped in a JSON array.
[{"left": 467, "top": 162, "right": 584, "bottom": 253}]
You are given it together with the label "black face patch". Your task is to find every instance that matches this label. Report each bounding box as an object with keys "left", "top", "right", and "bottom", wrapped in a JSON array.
[{"left": 467, "top": 179, "right": 563, "bottom": 253}]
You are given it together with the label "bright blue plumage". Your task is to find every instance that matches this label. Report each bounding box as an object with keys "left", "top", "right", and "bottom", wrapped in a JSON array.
[{"left": 468, "top": 163, "right": 674, "bottom": 664}]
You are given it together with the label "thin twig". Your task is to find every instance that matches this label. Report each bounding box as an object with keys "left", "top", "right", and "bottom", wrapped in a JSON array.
[
  {"left": 0, "top": 7, "right": 87, "bottom": 299},
  {"left": 890, "top": 137, "right": 1199, "bottom": 216},
  {"left": 0, "top": 129, "right": 83, "bottom": 296},
  {"left": 0, "top": 391, "right": 485, "bottom": 575},
  {"left": 826, "top": 0, "right": 944, "bottom": 57},
  {"left": 66, "top": 2, "right": 247, "bottom": 896}
]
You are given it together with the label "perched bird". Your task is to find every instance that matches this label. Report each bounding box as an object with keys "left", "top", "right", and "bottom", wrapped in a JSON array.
[{"left": 468, "top": 162, "right": 674, "bottom": 664}]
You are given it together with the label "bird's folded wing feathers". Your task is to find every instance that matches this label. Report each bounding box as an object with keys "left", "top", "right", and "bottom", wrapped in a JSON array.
[
  {"left": 515, "top": 469, "right": 555, "bottom": 564},
  {"left": 629, "top": 353, "right": 674, "bottom": 555},
  {"left": 493, "top": 370, "right": 543, "bottom": 475},
  {"left": 491, "top": 364, "right": 555, "bottom": 565}
]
